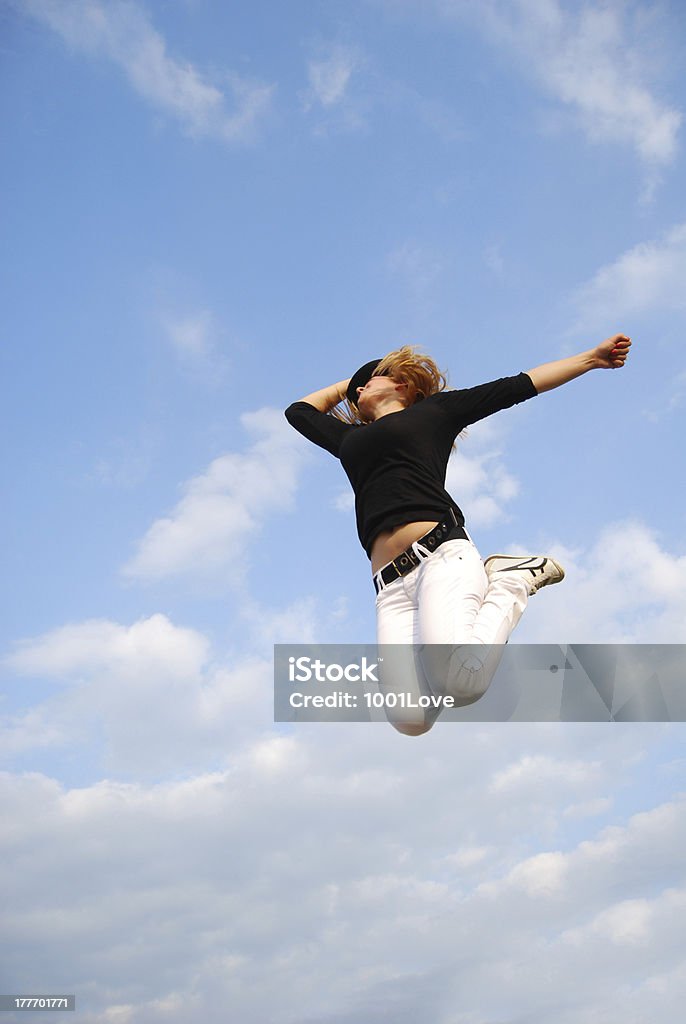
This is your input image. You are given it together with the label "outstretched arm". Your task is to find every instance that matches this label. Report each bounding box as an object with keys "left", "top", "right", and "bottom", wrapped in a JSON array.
[
  {"left": 296, "top": 378, "right": 352, "bottom": 412},
  {"left": 526, "top": 334, "right": 631, "bottom": 394}
]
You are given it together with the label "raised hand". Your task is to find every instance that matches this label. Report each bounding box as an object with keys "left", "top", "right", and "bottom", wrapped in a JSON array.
[{"left": 594, "top": 334, "right": 632, "bottom": 369}]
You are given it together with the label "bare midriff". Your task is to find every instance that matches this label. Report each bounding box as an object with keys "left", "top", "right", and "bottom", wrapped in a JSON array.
[{"left": 370, "top": 520, "right": 440, "bottom": 575}]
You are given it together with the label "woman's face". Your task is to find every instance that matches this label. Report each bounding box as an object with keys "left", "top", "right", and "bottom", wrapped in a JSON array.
[{"left": 356, "top": 375, "right": 407, "bottom": 418}]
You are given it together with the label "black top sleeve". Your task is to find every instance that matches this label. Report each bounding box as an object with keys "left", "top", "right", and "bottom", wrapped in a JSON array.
[
  {"left": 432, "top": 372, "right": 537, "bottom": 430},
  {"left": 284, "top": 401, "right": 356, "bottom": 458}
]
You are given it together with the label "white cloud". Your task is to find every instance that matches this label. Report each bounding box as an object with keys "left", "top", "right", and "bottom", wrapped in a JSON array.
[
  {"left": 163, "top": 309, "right": 215, "bottom": 358},
  {"left": 433, "top": 0, "right": 681, "bottom": 167},
  {"left": 502, "top": 849, "right": 570, "bottom": 897},
  {"left": 122, "top": 407, "right": 310, "bottom": 582},
  {"left": 332, "top": 487, "right": 355, "bottom": 512},
  {"left": 302, "top": 40, "right": 464, "bottom": 142},
  {"left": 567, "top": 896, "right": 654, "bottom": 946},
  {"left": 305, "top": 45, "right": 359, "bottom": 109},
  {"left": 442, "top": 844, "right": 492, "bottom": 869},
  {"left": 2, "top": 613, "right": 272, "bottom": 773},
  {"left": 1, "top": 730, "right": 685, "bottom": 1022},
  {"left": 301, "top": 42, "right": 370, "bottom": 135},
  {"left": 563, "top": 796, "right": 612, "bottom": 820},
  {"left": 1, "top": 583, "right": 349, "bottom": 774},
  {"left": 446, "top": 417, "right": 520, "bottom": 528},
  {"left": 479, "top": 797, "right": 686, "bottom": 909},
  {"left": 572, "top": 221, "right": 686, "bottom": 332},
  {"left": 490, "top": 753, "right": 600, "bottom": 794},
  {"left": 21, "top": 0, "right": 274, "bottom": 142},
  {"left": 6, "top": 613, "right": 209, "bottom": 679},
  {"left": 510, "top": 520, "right": 686, "bottom": 643},
  {"left": 236, "top": 594, "right": 349, "bottom": 647}
]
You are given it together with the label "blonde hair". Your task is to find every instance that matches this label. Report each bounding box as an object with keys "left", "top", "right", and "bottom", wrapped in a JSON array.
[{"left": 333, "top": 345, "right": 448, "bottom": 425}]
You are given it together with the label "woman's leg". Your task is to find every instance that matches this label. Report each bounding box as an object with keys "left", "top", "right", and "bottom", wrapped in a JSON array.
[
  {"left": 374, "top": 538, "right": 532, "bottom": 726},
  {"left": 415, "top": 539, "right": 529, "bottom": 704},
  {"left": 416, "top": 539, "right": 528, "bottom": 644},
  {"left": 375, "top": 574, "right": 441, "bottom": 736}
]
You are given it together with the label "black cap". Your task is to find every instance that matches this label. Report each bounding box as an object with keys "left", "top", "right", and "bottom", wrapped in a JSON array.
[{"left": 346, "top": 359, "right": 382, "bottom": 405}]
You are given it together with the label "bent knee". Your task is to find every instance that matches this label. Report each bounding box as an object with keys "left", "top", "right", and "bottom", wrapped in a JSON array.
[
  {"left": 447, "top": 655, "right": 491, "bottom": 704},
  {"left": 392, "top": 721, "right": 434, "bottom": 736},
  {"left": 448, "top": 676, "right": 489, "bottom": 705}
]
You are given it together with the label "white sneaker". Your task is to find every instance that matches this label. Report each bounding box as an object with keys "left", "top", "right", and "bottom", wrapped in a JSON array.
[{"left": 483, "top": 554, "right": 565, "bottom": 596}]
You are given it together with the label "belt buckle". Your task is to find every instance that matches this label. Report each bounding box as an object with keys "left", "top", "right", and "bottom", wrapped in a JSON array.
[
  {"left": 391, "top": 556, "right": 406, "bottom": 577},
  {"left": 392, "top": 548, "right": 418, "bottom": 578}
]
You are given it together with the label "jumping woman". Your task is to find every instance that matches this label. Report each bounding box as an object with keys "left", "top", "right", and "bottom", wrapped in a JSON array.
[{"left": 285, "top": 335, "right": 631, "bottom": 735}]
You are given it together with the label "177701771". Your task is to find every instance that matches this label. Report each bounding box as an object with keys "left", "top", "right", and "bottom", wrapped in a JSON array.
[{"left": 0, "top": 995, "right": 76, "bottom": 1011}]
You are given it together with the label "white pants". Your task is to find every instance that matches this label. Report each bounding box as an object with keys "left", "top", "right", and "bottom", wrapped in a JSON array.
[{"left": 374, "top": 538, "right": 529, "bottom": 732}]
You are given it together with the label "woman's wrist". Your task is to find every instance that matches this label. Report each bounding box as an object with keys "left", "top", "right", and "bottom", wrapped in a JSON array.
[
  {"left": 585, "top": 348, "right": 603, "bottom": 370},
  {"left": 336, "top": 378, "right": 351, "bottom": 403}
]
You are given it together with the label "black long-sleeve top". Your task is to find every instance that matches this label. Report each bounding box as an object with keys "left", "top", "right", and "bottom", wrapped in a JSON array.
[{"left": 285, "top": 372, "right": 538, "bottom": 559}]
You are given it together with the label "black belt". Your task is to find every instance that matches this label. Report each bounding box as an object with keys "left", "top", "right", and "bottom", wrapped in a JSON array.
[{"left": 373, "top": 508, "right": 468, "bottom": 594}]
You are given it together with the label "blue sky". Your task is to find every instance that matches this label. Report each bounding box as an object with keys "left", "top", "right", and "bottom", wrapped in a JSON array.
[{"left": 2, "top": 1, "right": 686, "bottom": 1021}]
